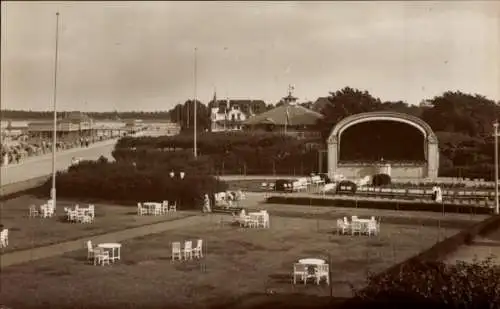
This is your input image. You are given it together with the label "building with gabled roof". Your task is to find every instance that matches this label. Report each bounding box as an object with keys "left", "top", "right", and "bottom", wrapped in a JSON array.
[{"left": 208, "top": 91, "right": 267, "bottom": 132}]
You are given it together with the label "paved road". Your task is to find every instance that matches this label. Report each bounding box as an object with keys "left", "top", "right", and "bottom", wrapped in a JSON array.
[
  {"left": 0, "top": 130, "right": 160, "bottom": 186},
  {"left": 0, "top": 140, "right": 117, "bottom": 186}
]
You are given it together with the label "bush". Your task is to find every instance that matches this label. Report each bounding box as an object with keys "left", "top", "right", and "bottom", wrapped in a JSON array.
[
  {"left": 336, "top": 180, "right": 357, "bottom": 194},
  {"left": 265, "top": 196, "right": 494, "bottom": 215},
  {"left": 113, "top": 132, "right": 323, "bottom": 175},
  {"left": 351, "top": 258, "right": 500, "bottom": 307},
  {"left": 40, "top": 159, "right": 227, "bottom": 210},
  {"left": 372, "top": 173, "right": 391, "bottom": 186}
]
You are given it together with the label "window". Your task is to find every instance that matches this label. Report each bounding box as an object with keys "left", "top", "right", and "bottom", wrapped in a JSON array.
[
  {"left": 231, "top": 114, "right": 235, "bottom": 121},
  {"left": 237, "top": 114, "right": 241, "bottom": 121}
]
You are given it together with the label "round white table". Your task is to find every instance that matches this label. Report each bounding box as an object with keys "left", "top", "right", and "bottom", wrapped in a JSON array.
[
  {"left": 98, "top": 243, "right": 121, "bottom": 261},
  {"left": 299, "top": 258, "right": 325, "bottom": 265}
]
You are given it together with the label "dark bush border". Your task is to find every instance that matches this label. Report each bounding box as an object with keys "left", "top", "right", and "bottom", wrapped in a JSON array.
[{"left": 265, "top": 196, "right": 494, "bottom": 215}]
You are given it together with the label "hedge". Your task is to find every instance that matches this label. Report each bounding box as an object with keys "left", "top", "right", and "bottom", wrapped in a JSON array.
[
  {"left": 37, "top": 155, "right": 227, "bottom": 209},
  {"left": 113, "top": 132, "right": 323, "bottom": 175},
  {"left": 372, "top": 173, "right": 391, "bottom": 186},
  {"left": 265, "top": 196, "right": 494, "bottom": 215},
  {"left": 347, "top": 214, "right": 500, "bottom": 307}
]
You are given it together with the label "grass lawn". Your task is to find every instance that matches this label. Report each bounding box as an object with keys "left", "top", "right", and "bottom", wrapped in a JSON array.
[
  {"left": 0, "top": 214, "right": 460, "bottom": 309},
  {"left": 0, "top": 195, "right": 194, "bottom": 253}
]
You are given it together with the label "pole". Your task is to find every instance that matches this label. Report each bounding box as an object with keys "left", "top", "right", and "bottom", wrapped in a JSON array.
[
  {"left": 51, "top": 12, "right": 60, "bottom": 208},
  {"left": 194, "top": 47, "right": 198, "bottom": 158},
  {"left": 494, "top": 122, "right": 499, "bottom": 214}
]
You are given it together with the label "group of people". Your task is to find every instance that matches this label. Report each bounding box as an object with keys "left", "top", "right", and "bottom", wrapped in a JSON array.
[{"left": 0, "top": 136, "right": 99, "bottom": 167}]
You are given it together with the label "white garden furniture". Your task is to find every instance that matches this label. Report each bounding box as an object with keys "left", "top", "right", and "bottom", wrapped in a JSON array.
[
  {"left": 161, "top": 201, "right": 169, "bottom": 214},
  {"left": 97, "top": 243, "right": 122, "bottom": 262},
  {"left": 0, "top": 229, "right": 9, "bottom": 248},
  {"left": 193, "top": 239, "right": 203, "bottom": 259},
  {"left": 351, "top": 221, "right": 362, "bottom": 235},
  {"left": 293, "top": 263, "right": 308, "bottom": 285},
  {"left": 183, "top": 240, "right": 193, "bottom": 260},
  {"left": 169, "top": 202, "right": 177, "bottom": 212},
  {"left": 29, "top": 205, "right": 39, "bottom": 217},
  {"left": 172, "top": 242, "right": 182, "bottom": 261},
  {"left": 86, "top": 240, "right": 109, "bottom": 266},
  {"left": 298, "top": 258, "right": 327, "bottom": 285},
  {"left": 137, "top": 203, "right": 147, "bottom": 215},
  {"left": 315, "top": 264, "right": 330, "bottom": 285},
  {"left": 336, "top": 219, "right": 349, "bottom": 235}
]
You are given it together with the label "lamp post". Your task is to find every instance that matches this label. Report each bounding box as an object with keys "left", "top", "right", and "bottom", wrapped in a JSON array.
[
  {"left": 494, "top": 122, "right": 499, "bottom": 215},
  {"left": 193, "top": 47, "right": 198, "bottom": 159},
  {"left": 170, "top": 171, "right": 185, "bottom": 207},
  {"left": 51, "top": 12, "right": 60, "bottom": 209}
]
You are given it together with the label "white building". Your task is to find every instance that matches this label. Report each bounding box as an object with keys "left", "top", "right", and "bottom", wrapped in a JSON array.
[{"left": 208, "top": 92, "right": 267, "bottom": 132}]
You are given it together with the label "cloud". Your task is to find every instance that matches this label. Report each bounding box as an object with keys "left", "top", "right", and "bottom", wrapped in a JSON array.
[{"left": 1, "top": 1, "right": 499, "bottom": 111}]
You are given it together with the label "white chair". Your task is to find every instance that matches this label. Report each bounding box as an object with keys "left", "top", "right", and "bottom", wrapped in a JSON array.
[
  {"left": 29, "top": 205, "right": 39, "bottom": 217},
  {"left": 336, "top": 219, "right": 348, "bottom": 235},
  {"left": 169, "top": 202, "right": 177, "bottom": 212},
  {"left": 257, "top": 214, "right": 267, "bottom": 228},
  {"left": 94, "top": 249, "right": 110, "bottom": 266},
  {"left": 0, "top": 229, "right": 9, "bottom": 248},
  {"left": 153, "top": 204, "right": 162, "bottom": 216},
  {"left": 81, "top": 214, "right": 93, "bottom": 224},
  {"left": 183, "top": 240, "right": 193, "bottom": 260},
  {"left": 367, "top": 220, "right": 378, "bottom": 236},
  {"left": 193, "top": 239, "right": 203, "bottom": 259},
  {"left": 351, "top": 221, "right": 362, "bottom": 236},
  {"left": 292, "top": 263, "right": 308, "bottom": 285},
  {"left": 248, "top": 214, "right": 259, "bottom": 228},
  {"left": 261, "top": 182, "right": 268, "bottom": 191},
  {"left": 40, "top": 207, "right": 52, "bottom": 218},
  {"left": 86, "top": 240, "right": 98, "bottom": 261},
  {"left": 88, "top": 205, "right": 95, "bottom": 218},
  {"left": 315, "top": 264, "right": 330, "bottom": 285},
  {"left": 137, "top": 203, "right": 147, "bottom": 216},
  {"left": 172, "top": 242, "right": 182, "bottom": 261},
  {"left": 161, "top": 201, "right": 169, "bottom": 214}
]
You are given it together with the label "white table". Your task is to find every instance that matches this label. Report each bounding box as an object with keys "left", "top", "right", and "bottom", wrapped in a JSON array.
[
  {"left": 98, "top": 243, "right": 122, "bottom": 261},
  {"left": 299, "top": 258, "right": 325, "bottom": 265},
  {"left": 143, "top": 202, "right": 161, "bottom": 215}
]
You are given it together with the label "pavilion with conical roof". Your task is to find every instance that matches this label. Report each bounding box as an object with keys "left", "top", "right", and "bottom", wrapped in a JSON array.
[{"left": 243, "top": 85, "right": 323, "bottom": 138}]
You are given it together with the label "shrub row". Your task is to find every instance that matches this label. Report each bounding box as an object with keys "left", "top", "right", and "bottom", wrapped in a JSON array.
[
  {"left": 265, "top": 196, "right": 494, "bottom": 215},
  {"left": 347, "top": 214, "right": 500, "bottom": 307},
  {"left": 113, "top": 133, "right": 323, "bottom": 175},
  {"left": 37, "top": 156, "right": 227, "bottom": 209}
]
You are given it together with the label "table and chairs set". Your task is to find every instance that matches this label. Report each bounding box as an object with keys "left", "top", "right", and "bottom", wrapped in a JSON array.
[
  {"left": 86, "top": 240, "right": 122, "bottom": 266},
  {"left": 29, "top": 200, "right": 55, "bottom": 218},
  {"left": 171, "top": 239, "right": 203, "bottom": 261},
  {"left": 233, "top": 209, "right": 270, "bottom": 228},
  {"left": 293, "top": 258, "right": 330, "bottom": 285},
  {"left": 336, "top": 215, "right": 380, "bottom": 236},
  {"left": 64, "top": 204, "right": 95, "bottom": 223},
  {"left": 0, "top": 228, "right": 8, "bottom": 248},
  {"left": 138, "top": 201, "right": 176, "bottom": 216}
]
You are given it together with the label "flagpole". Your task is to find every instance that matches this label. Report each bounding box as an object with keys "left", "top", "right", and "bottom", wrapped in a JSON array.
[
  {"left": 193, "top": 47, "right": 198, "bottom": 159},
  {"left": 51, "top": 12, "right": 60, "bottom": 209}
]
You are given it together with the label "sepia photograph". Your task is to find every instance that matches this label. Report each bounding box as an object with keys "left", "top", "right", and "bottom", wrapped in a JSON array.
[{"left": 1, "top": 1, "right": 499, "bottom": 308}]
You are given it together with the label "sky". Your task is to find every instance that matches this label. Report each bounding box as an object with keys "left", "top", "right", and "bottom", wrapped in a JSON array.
[{"left": 1, "top": 1, "right": 499, "bottom": 112}]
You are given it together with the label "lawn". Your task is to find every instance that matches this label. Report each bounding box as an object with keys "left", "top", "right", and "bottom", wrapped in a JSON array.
[
  {"left": 0, "top": 195, "right": 194, "bottom": 253},
  {"left": 0, "top": 214, "right": 460, "bottom": 309}
]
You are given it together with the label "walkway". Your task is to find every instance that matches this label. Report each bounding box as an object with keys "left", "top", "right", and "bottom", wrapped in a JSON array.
[
  {"left": 0, "top": 214, "right": 213, "bottom": 268},
  {"left": 445, "top": 225, "right": 500, "bottom": 265}
]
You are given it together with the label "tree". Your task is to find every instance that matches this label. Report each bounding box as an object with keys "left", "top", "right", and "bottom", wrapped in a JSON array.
[
  {"left": 421, "top": 91, "right": 500, "bottom": 137},
  {"left": 174, "top": 100, "right": 210, "bottom": 132},
  {"left": 316, "top": 87, "right": 384, "bottom": 138}
]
